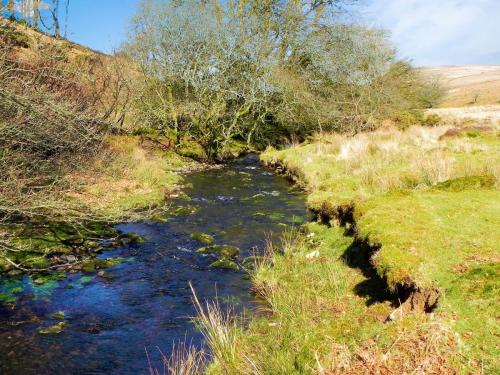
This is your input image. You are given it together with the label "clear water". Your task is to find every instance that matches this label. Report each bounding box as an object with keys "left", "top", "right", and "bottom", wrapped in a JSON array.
[{"left": 0, "top": 155, "right": 307, "bottom": 374}]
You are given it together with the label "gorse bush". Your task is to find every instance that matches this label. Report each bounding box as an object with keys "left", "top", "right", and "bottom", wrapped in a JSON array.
[{"left": 126, "top": 0, "right": 442, "bottom": 159}]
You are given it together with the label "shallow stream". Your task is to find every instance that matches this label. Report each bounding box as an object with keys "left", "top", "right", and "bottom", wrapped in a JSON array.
[{"left": 0, "top": 155, "right": 307, "bottom": 374}]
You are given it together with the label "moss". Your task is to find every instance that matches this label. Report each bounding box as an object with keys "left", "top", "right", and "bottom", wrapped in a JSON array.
[
  {"left": 190, "top": 232, "right": 215, "bottom": 245},
  {"left": 170, "top": 205, "right": 199, "bottom": 216},
  {"left": 209, "top": 258, "right": 239, "bottom": 270},
  {"left": 434, "top": 175, "right": 496, "bottom": 192},
  {"left": 82, "top": 257, "right": 123, "bottom": 273},
  {"left": 217, "top": 140, "right": 251, "bottom": 160},
  {"left": 33, "top": 272, "right": 65, "bottom": 285},
  {"left": 119, "top": 233, "right": 146, "bottom": 244},
  {"left": 196, "top": 245, "right": 239, "bottom": 259},
  {"left": 177, "top": 140, "right": 207, "bottom": 161},
  {"left": 0, "top": 292, "right": 17, "bottom": 303},
  {"left": 38, "top": 322, "right": 66, "bottom": 335}
]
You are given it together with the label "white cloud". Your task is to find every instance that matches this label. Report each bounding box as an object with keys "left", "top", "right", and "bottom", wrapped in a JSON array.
[{"left": 362, "top": 0, "right": 500, "bottom": 66}]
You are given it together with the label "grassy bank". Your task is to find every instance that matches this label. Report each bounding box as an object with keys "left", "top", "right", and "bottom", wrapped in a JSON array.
[{"left": 198, "top": 125, "right": 499, "bottom": 374}]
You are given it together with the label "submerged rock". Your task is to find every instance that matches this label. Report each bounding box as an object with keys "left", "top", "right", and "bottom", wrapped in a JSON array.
[
  {"left": 190, "top": 232, "right": 215, "bottom": 245},
  {"left": 82, "top": 257, "right": 123, "bottom": 273},
  {"left": 119, "top": 233, "right": 146, "bottom": 245},
  {"left": 97, "top": 270, "right": 115, "bottom": 280},
  {"left": 51, "top": 311, "right": 65, "bottom": 320},
  {"left": 196, "top": 245, "right": 239, "bottom": 259},
  {"left": 170, "top": 205, "right": 199, "bottom": 216},
  {"left": 33, "top": 273, "right": 65, "bottom": 285},
  {"left": 210, "top": 259, "right": 239, "bottom": 270},
  {"left": 38, "top": 322, "right": 66, "bottom": 334}
]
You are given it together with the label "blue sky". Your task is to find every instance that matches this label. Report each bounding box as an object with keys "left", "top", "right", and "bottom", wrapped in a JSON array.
[
  {"left": 47, "top": 0, "right": 500, "bottom": 65},
  {"left": 64, "top": 0, "right": 139, "bottom": 53},
  {"left": 362, "top": 0, "right": 500, "bottom": 66}
]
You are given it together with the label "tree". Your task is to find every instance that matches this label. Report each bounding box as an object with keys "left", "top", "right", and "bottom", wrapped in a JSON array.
[
  {"left": 33, "top": 0, "right": 39, "bottom": 28},
  {"left": 49, "top": 0, "right": 60, "bottom": 36},
  {"left": 127, "top": 0, "right": 438, "bottom": 158}
]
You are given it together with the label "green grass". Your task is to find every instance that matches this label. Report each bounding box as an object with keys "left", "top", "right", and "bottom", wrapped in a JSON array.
[
  {"left": 355, "top": 188, "right": 500, "bottom": 290},
  {"left": 237, "top": 126, "right": 500, "bottom": 373},
  {"left": 206, "top": 224, "right": 461, "bottom": 373}
]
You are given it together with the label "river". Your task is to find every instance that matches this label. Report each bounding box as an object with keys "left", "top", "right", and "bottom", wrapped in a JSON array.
[{"left": 0, "top": 155, "right": 307, "bottom": 374}]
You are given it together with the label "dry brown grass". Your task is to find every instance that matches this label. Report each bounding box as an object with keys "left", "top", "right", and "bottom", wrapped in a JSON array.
[
  {"left": 421, "top": 65, "right": 500, "bottom": 107},
  {"left": 318, "top": 322, "right": 458, "bottom": 375},
  {"left": 148, "top": 343, "right": 206, "bottom": 375}
]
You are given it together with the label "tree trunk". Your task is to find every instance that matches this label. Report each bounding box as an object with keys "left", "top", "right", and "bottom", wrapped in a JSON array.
[
  {"left": 33, "top": 0, "right": 39, "bottom": 29},
  {"left": 52, "top": 0, "right": 60, "bottom": 37},
  {"left": 7, "top": 0, "right": 14, "bottom": 18}
]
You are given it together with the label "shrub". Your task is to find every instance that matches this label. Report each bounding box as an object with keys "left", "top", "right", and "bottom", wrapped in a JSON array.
[{"left": 424, "top": 114, "right": 442, "bottom": 126}]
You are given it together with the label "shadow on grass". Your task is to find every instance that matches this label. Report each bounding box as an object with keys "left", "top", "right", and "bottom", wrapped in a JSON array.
[{"left": 341, "top": 240, "right": 395, "bottom": 307}]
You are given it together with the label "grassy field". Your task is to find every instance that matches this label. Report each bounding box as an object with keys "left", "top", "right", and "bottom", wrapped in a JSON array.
[{"left": 197, "top": 125, "right": 499, "bottom": 374}]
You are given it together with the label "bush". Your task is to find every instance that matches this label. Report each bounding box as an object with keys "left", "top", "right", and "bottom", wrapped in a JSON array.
[
  {"left": 424, "top": 114, "right": 442, "bottom": 126},
  {"left": 177, "top": 140, "right": 207, "bottom": 161},
  {"left": 0, "top": 24, "right": 32, "bottom": 48},
  {"left": 392, "top": 110, "right": 424, "bottom": 129}
]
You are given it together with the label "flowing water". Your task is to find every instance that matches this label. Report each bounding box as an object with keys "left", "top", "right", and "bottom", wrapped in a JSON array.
[{"left": 0, "top": 155, "right": 307, "bottom": 374}]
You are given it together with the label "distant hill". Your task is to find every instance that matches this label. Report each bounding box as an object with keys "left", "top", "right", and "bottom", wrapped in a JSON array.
[{"left": 421, "top": 65, "right": 500, "bottom": 107}]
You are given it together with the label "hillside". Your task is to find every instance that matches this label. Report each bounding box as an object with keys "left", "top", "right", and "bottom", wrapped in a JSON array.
[
  {"left": 421, "top": 65, "right": 500, "bottom": 124},
  {"left": 422, "top": 65, "right": 500, "bottom": 107},
  {"left": 0, "top": 20, "right": 199, "bottom": 275}
]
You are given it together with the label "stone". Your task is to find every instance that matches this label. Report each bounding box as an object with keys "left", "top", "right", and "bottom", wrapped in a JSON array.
[
  {"left": 210, "top": 259, "right": 239, "bottom": 270},
  {"left": 196, "top": 245, "right": 239, "bottom": 259},
  {"left": 51, "top": 311, "right": 65, "bottom": 320},
  {"left": 190, "top": 232, "right": 215, "bottom": 245},
  {"left": 38, "top": 322, "right": 66, "bottom": 334}
]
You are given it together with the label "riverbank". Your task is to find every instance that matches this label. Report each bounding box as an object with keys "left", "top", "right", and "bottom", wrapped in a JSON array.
[
  {"left": 0, "top": 135, "right": 204, "bottom": 276},
  {"left": 0, "top": 155, "right": 307, "bottom": 374},
  {"left": 202, "top": 124, "right": 499, "bottom": 373}
]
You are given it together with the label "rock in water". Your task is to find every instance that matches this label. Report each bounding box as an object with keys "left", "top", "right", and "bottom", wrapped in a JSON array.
[
  {"left": 190, "top": 232, "right": 215, "bottom": 245},
  {"left": 196, "top": 245, "right": 239, "bottom": 259},
  {"left": 210, "top": 259, "right": 239, "bottom": 270},
  {"left": 38, "top": 322, "right": 66, "bottom": 334}
]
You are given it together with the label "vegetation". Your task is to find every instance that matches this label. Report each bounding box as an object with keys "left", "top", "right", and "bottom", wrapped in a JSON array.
[
  {"left": 218, "top": 125, "right": 497, "bottom": 373},
  {"left": 0, "top": 20, "right": 196, "bottom": 274},
  {"left": 1, "top": 2, "right": 496, "bottom": 374},
  {"left": 176, "top": 126, "right": 498, "bottom": 374},
  {"left": 126, "top": 0, "right": 441, "bottom": 160}
]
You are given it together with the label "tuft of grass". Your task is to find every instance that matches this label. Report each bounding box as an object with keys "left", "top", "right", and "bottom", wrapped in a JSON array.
[
  {"left": 189, "top": 283, "right": 241, "bottom": 374},
  {"left": 149, "top": 343, "right": 206, "bottom": 375}
]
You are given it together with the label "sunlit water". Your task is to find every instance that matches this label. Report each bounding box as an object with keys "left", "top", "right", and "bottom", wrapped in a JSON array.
[{"left": 0, "top": 155, "right": 307, "bottom": 374}]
